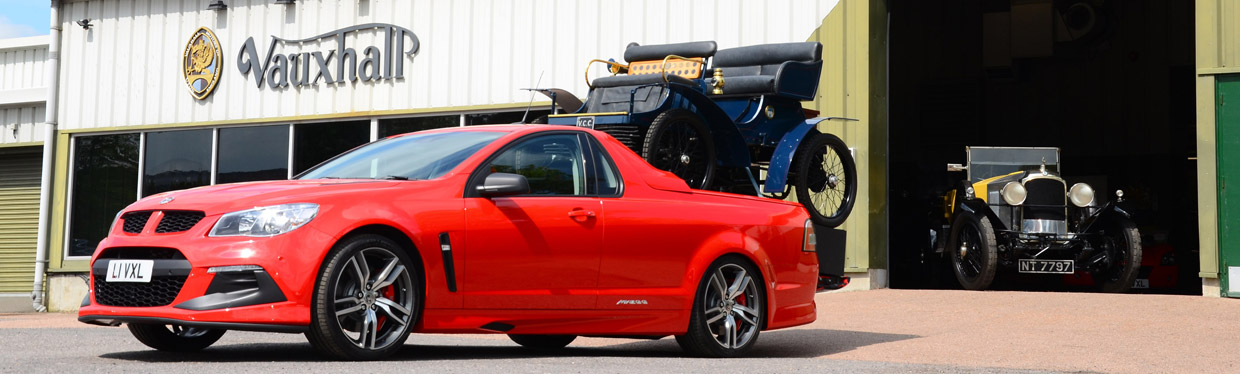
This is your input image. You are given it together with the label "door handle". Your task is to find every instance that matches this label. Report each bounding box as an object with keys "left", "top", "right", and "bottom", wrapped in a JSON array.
[{"left": 568, "top": 209, "right": 596, "bottom": 219}]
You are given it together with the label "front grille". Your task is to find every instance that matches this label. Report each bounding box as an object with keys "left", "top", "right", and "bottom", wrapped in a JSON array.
[
  {"left": 91, "top": 247, "right": 190, "bottom": 307},
  {"left": 121, "top": 212, "right": 152, "bottom": 233},
  {"left": 1023, "top": 178, "right": 1066, "bottom": 221},
  {"left": 97, "top": 247, "right": 186, "bottom": 260},
  {"left": 93, "top": 276, "right": 187, "bottom": 307},
  {"left": 155, "top": 211, "right": 205, "bottom": 233},
  {"left": 595, "top": 124, "right": 647, "bottom": 153}
]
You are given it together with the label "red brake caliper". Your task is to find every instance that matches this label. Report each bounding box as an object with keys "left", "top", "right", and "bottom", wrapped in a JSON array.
[{"left": 376, "top": 285, "right": 395, "bottom": 328}]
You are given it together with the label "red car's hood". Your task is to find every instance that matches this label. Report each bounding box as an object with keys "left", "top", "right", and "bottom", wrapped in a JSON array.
[{"left": 127, "top": 179, "right": 405, "bottom": 215}]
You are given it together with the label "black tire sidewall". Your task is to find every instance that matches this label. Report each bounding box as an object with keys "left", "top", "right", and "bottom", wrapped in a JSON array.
[
  {"left": 642, "top": 108, "right": 717, "bottom": 189},
  {"left": 127, "top": 323, "right": 225, "bottom": 352},
  {"left": 307, "top": 234, "right": 421, "bottom": 360},
  {"left": 1096, "top": 220, "right": 1142, "bottom": 293},
  {"left": 948, "top": 212, "right": 998, "bottom": 291},
  {"left": 793, "top": 133, "right": 857, "bottom": 228}
]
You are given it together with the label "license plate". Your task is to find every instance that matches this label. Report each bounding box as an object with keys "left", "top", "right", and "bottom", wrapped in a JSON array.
[
  {"left": 1133, "top": 278, "right": 1150, "bottom": 289},
  {"left": 575, "top": 116, "right": 595, "bottom": 129},
  {"left": 105, "top": 260, "right": 154, "bottom": 283},
  {"left": 1017, "top": 259, "right": 1074, "bottom": 274}
]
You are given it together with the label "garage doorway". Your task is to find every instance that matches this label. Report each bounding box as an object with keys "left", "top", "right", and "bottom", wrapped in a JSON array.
[{"left": 885, "top": 0, "right": 1200, "bottom": 294}]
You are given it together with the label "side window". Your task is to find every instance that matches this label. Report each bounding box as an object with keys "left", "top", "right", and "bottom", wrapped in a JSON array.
[
  {"left": 486, "top": 134, "right": 586, "bottom": 196},
  {"left": 586, "top": 136, "right": 622, "bottom": 196}
]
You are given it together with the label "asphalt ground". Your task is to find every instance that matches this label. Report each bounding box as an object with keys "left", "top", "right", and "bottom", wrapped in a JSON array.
[{"left": 2, "top": 289, "right": 1236, "bottom": 373}]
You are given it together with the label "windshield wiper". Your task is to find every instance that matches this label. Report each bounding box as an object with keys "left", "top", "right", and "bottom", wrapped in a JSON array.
[{"left": 381, "top": 175, "right": 410, "bottom": 180}]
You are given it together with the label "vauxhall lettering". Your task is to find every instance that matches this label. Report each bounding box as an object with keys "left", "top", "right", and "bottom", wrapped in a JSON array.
[{"left": 237, "top": 23, "right": 420, "bottom": 89}]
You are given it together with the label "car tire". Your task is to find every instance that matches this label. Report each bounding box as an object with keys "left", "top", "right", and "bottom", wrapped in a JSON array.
[
  {"left": 675, "top": 255, "right": 764, "bottom": 358},
  {"left": 508, "top": 334, "right": 577, "bottom": 349},
  {"left": 949, "top": 212, "right": 998, "bottom": 291},
  {"left": 306, "top": 234, "right": 422, "bottom": 361},
  {"left": 642, "top": 108, "right": 717, "bottom": 189},
  {"left": 792, "top": 133, "right": 857, "bottom": 228},
  {"left": 127, "top": 323, "right": 225, "bottom": 352},
  {"left": 1094, "top": 219, "right": 1142, "bottom": 293}
]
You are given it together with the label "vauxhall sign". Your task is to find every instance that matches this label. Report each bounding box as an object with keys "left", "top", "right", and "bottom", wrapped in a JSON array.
[{"left": 237, "top": 23, "right": 420, "bottom": 89}]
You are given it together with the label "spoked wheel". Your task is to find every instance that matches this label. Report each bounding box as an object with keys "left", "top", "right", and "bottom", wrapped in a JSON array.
[
  {"left": 307, "top": 234, "right": 421, "bottom": 361},
  {"left": 793, "top": 133, "right": 857, "bottom": 228},
  {"left": 1092, "top": 219, "right": 1142, "bottom": 293},
  {"left": 676, "top": 256, "right": 764, "bottom": 358},
  {"left": 508, "top": 334, "right": 577, "bottom": 349},
  {"left": 127, "top": 323, "right": 226, "bottom": 352},
  {"left": 949, "top": 212, "right": 998, "bottom": 291},
  {"left": 643, "top": 108, "right": 717, "bottom": 189}
]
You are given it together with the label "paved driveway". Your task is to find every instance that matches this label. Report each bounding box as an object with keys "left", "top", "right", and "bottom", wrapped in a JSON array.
[{"left": 3, "top": 289, "right": 1236, "bottom": 373}]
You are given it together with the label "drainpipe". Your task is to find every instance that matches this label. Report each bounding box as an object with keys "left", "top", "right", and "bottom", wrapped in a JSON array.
[{"left": 32, "top": 0, "right": 62, "bottom": 313}]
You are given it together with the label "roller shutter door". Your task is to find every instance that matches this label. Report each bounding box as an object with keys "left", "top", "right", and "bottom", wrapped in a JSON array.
[{"left": 0, "top": 151, "right": 40, "bottom": 293}]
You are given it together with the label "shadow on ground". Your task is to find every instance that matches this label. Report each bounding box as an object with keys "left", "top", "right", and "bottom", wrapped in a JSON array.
[{"left": 100, "top": 329, "right": 919, "bottom": 363}]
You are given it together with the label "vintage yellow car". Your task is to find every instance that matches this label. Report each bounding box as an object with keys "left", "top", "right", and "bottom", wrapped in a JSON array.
[{"left": 933, "top": 147, "right": 1140, "bottom": 292}]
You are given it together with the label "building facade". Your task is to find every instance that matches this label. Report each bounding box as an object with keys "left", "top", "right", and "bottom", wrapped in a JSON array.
[
  {"left": 16, "top": 0, "right": 880, "bottom": 312},
  {"left": 4, "top": 0, "right": 1236, "bottom": 313}
]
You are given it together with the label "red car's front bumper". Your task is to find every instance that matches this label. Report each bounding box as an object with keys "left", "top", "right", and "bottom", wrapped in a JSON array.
[{"left": 78, "top": 217, "right": 336, "bottom": 332}]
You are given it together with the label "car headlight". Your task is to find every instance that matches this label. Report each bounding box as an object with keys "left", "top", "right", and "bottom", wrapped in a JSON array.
[
  {"left": 1001, "top": 182, "right": 1027, "bottom": 206},
  {"left": 1069, "top": 183, "right": 1095, "bottom": 207},
  {"left": 209, "top": 203, "right": 319, "bottom": 237}
]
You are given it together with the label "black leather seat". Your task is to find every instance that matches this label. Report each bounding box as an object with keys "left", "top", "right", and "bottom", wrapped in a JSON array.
[
  {"left": 710, "top": 42, "right": 823, "bottom": 100},
  {"left": 585, "top": 41, "right": 718, "bottom": 113}
]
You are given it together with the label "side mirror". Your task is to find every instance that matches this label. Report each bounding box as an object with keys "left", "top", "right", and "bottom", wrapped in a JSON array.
[
  {"left": 947, "top": 163, "right": 968, "bottom": 172},
  {"left": 477, "top": 173, "right": 530, "bottom": 198}
]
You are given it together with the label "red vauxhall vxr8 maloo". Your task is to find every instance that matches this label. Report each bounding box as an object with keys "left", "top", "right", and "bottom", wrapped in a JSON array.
[{"left": 79, "top": 125, "right": 828, "bottom": 360}]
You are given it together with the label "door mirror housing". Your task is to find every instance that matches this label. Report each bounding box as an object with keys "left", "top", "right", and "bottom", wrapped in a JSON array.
[{"left": 477, "top": 173, "right": 530, "bottom": 197}]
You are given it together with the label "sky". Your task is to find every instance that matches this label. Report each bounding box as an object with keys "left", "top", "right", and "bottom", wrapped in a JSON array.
[{"left": 0, "top": 0, "right": 49, "bottom": 39}]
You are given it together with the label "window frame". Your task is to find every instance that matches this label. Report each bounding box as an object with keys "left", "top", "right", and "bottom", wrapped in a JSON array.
[{"left": 464, "top": 131, "right": 623, "bottom": 199}]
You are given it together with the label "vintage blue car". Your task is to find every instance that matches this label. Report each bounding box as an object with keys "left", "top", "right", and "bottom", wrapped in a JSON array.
[{"left": 531, "top": 41, "right": 857, "bottom": 228}]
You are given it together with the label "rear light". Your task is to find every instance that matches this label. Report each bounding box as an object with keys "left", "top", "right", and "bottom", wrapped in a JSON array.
[{"left": 802, "top": 219, "right": 816, "bottom": 252}]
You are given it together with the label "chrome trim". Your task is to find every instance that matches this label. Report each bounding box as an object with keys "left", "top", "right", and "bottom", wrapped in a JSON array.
[{"left": 1021, "top": 219, "right": 1068, "bottom": 235}]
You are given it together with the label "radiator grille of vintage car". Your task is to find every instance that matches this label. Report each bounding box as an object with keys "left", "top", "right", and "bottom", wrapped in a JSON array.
[
  {"left": 1022, "top": 178, "right": 1067, "bottom": 221},
  {"left": 594, "top": 124, "right": 647, "bottom": 152}
]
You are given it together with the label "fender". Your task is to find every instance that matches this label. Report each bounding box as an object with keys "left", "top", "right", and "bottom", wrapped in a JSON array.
[
  {"left": 762, "top": 118, "right": 827, "bottom": 193},
  {"left": 945, "top": 198, "right": 1006, "bottom": 250},
  {"left": 1078, "top": 202, "right": 1133, "bottom": 233},
  {"left": 662, "top": 83, "right": 752, "bottom": 168},
  {"left": 680, "top": 229, "right": 778, "bottom": 329},
  {"left": 527, "top": 88, "right": 586, "bottom": 114}
]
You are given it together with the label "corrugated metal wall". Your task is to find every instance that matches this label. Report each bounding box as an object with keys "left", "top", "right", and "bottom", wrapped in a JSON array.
[
  {"left": 56, "top": 0, "right": 840, "bottom": 130},
  {"left": 0, "top": 105, "right": 47, "bottom": 145},
  {"left": 0, "top": 36, "right": 49, "bottom": 146},
  {"left": 0, "top": 150, "right": 40, "bottom": 293},
  {"left": 803, "top": 0, "right": 884, "bottom": 273},
  {"left": 0, "top": 40, "right": 47, "bottom": 91}
]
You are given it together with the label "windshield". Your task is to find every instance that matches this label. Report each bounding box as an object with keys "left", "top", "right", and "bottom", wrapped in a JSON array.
[
  {"left": 967, "top": 147, "right": 1059, "bottom": 182},
  {"left": 298, "top": 131, "right": 506, "bottom": 180}
]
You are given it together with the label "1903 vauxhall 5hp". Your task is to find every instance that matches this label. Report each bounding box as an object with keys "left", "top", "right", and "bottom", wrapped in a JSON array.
[{"left": 932, "top": 147, "right": 1141, "bottom": 292}]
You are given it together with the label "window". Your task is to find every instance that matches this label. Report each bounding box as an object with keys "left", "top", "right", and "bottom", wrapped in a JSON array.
[
  {"left": 217, "top": 126, "right": 289, "bottom": 184},
  {"left": 67, "top": 134, "right": 139, "bottom": 257},
  {"left": 293, "top": 121, "right": 370, "bottom": 174},
  {"left": 299, "top": 131, "right": 505, "bottom": 181},
  {"left": 144, "top": 129, "right": 212, "bottom": 197},
  {"left": 587, "top": 137, "right": 622, "bottom": 196},
  {"left": 466, "top": 110, "right": 551, "bottom": 125},
  {"left": 379, "top": 115, "right": 459, "bottom": 137},
  {"left": 485, "top": 134, "right": 586, "bottom": 196}
]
